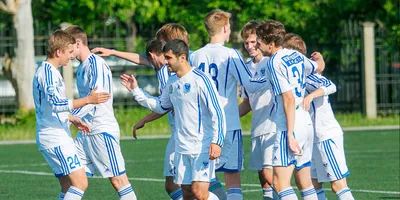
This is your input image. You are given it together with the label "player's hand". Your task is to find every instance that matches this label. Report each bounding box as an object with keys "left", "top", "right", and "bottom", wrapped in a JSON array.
[
  {"left": 132, "top": 120, "right": 146, "bottom": 139},
  {"left": 209, "top": 143, "right": 221, "bottom": 160},
  {"left": 88, "top": 87, "right": 111, "bottom": 104},
  {"left": 69, "top": 116, "right": 91, "bottom": 135},
  {"left": 302, "top": 95, "right": 314, "bottom": 111},
  {"left": 310, "top": 52, "right": 323, "bottom": 61},
  {"left": 287, "top": 135, "right": 303, "bottom": 156},
  {"left": 91, "top": 47, "right": 114, "bottom": 57},
  {"left": 120, "top": 74, "right": 139, "bottom": 91}
]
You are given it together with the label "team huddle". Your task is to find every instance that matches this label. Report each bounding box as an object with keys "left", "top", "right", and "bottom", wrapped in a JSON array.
[{"left": 33, "top": 9, "right": 355, "bottom": 200}]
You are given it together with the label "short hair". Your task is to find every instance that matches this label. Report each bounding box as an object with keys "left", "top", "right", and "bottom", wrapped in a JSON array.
[
  {"left": 155, "top": 23, "right": 189, "bottom": 45},
  {"left": 145, "top": 39, "right": 163, "bottom": 59},
  {"left": 241, "top": 20, "right": 259, "bottom": 40},
  {"left": 46, "top": 30, "right": 76, "bottom": 58},
  {"left": 283, "top": 33, "right": 307, "bottom": 55},
  {"left": 204, "top": 9, "right": 231, "bottom": 36},
  {"left": 64, "top": 25, "right": 88, "bottom": 46},
  {"left": 162, "top": 39, "right": 189, "bottom": 61},
  {"left": 256, "top": 20, "right": 286, "bottom": 46}
]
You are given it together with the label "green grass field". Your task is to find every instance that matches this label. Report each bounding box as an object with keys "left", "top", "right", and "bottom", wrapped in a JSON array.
[{"left": 0, "top": 130, "right": 398, "bottom": 200}]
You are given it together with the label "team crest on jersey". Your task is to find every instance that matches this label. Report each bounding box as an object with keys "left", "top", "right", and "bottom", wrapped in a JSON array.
[
  {"left": 169, "top": 85, "right": 173, "bottom": 94},
  {"left": 260, "top": 68, "right": 266, "bottom": 76},
  {"left": 184, "top": 83, "right": 191, "bottom": 93},
  {"left": 46, "top": 85, "right": 55, "bottom": 95}
]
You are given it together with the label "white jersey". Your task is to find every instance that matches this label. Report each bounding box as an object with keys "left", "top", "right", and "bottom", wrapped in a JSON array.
[
  {"left": 190, "top": 43, "right": 267, "bottom": 131},
  {"left": 71, "top": 54, "right": 119, "bottom": 136},
  {"left": 132, "top": 68, "right": 226, "bottom": 154},
  {"left": 267, "top": 48, "right": 319, "bottom": 131},
  {"left": 240, "top": 57, "right": 276, "bottom": 138},
  {"left": 33, "top": 61, "right": 74, "bottom": 150},
  {"left": 305, "top": 73, "right": 342, "bottom": 142},
  {"left": 156, "top": 64, "right": 175, "bottom": 132}
]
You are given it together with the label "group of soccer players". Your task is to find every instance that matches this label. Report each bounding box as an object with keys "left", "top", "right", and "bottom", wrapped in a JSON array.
[{"left": 33, "top": 8, "right": 355, "bottom": 200}]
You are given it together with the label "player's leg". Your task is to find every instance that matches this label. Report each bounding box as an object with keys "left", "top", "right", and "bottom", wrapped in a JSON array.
[
  {"left": 175, "top": 153, "right": 195, "bottom": 199},
  {"left": 209, "top": 178, "right": 226, "bottom": 200},
  {"left": 216, "top": 129, "right": 244, "bottom": 200},
  {"left": 192, "top": 153, "right": 219, "bottom": 200},
  {"left": 65, "top": 168, "right": 88, "bottom": 200},
  {"left": 164, "top": 136, "right": 183, "bottom": 200},
  {"left": 311, "top": 143, "right": 327, "bottom": 200}
]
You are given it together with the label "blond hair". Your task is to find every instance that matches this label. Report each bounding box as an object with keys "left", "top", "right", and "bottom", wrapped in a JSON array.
[
  {"left": 46, "top": 30, "right": 76, "bottom": 58},
  {"left": 283, "top": 33, "right": 307, "bottom": 55},
  {"left": 155, "top": 23, "right": 189, "bottom": 45},
  {"left": 204, "top": 9, "right": 231, "bottom": 36},
  {"left": 64, "top": 25, "right": 88, "bottom": 46}
]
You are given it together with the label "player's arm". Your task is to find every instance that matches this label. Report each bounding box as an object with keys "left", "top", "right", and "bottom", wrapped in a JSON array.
[
  {"left": 68, "top": 115, "right": 90, "bottom": 135},
  {"left": 304, "top": 52, "right": 325, "bottom": 74},
  {"left": 230, "top": 49, "right": 268, "bottom": 93},
  {"left": 303, "top": 74, "right": 337, "bottom": 111},
  {"left": 200, "top": 78, "right": 226, "bottom": 160},
  {"left": 91, "top": 47, "right": 152, "bottom": 67},
  {"left": 132, "top": 110, "right": 171, "bottom": 139},
  {"left": 238, "top": 87, "right": 251, "bottom": 117},
  {"left": 120, "top": 74, "right": 172, "bottom": 114}
]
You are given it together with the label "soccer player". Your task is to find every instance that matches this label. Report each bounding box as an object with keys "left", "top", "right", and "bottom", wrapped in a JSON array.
[
  {"left": 283, "top": 33, "right": 355, "bottom": 200},
  {"left": 256, "top": 20, "right": 325, "bottom": 200},
  {"left": 120, "top": 39, "right": 224, "bottom": 200},
  {"left": 92, "top": 23, "right": 190, "bottom": 200},
  {"left": 238, "top": 20, "right": 278, "bottom": 200},
  {"left": 190, "top": 9, "right": 267, "bottom": 200},
  {"left": 64, "top": 26, "right": 137, "bottom": 200},
  {"left": 33, "top": 30, "right": 110, "bottom": 200}
]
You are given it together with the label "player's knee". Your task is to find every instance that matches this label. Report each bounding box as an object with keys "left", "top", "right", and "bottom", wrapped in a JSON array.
[
  {"left": 164, "top": 179, "right": 179, "bottom": 194},
  {"left": 331, "top": 178, "right": 348, "bottom": 193},
  {"left": 73, "top": 178, "right": 88, "bottom": 191},
  {"left": 181, "top": 187, "right": 193, "bottom": 199},
  {"left": 110, "top": 175, "right": 129, "bottom": 190},
  {"left": 192, "top": 189, "right": 207, "bottom": 200}
]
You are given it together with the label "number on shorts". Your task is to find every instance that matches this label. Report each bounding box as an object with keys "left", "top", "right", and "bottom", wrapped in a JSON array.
[{"left": 67, "top": 154, "right": 81, "bottom": 170}]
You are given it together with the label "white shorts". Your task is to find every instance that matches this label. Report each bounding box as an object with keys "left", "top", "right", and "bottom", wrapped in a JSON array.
[
  {"left": 248, "top": 133, "right": 276, "bottom": 171},
  {"left": 311, "top": 135, "right": 350, "bottom": 182},
  {"left": 164, "top": 136, "right": 176, "bottom": 177},
  {"left": 272, "top": 124, "right": 314, "bottom": 169},
  {"left": 75, "top": 132, "right": 126, "bottom": 178},
  {"left": 216, "top": 129, "right": 244, "bottom": 172},
  {"left": 41, "top": 142, "right": 84, "bottom": 178},
  {"left": 174, "top": 152, "right": 216, "bottom": 185}
]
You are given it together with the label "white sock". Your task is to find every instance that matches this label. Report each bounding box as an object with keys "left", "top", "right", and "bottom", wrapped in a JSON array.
[
  {"left": 208, "top": 192, "right": 220, "bottom": 200},
  {"left": 300, "top": 186, "right": 318, "bottom": 200},
  {"left": 227, "top": 188, "right": 243, "bottom": 200},
  {"left": 263, "top": 187, "right": 274, "bottom": 200},
  {"left": 336, "top": 187, "right": 354, "bottom": 200},
  {"left": 169, "top": 188, "right": 183, "bottom": 200},
  {"left": 316, "top": 188, "right": 327, "bottom": 200},
  {"left": 278, "top": 187, "right": 298, "bottom": 200},
  {"left": 118, "top": 184, "right": 137, "bottom": 200},
  {"left": 59, "top": 192, "right": 65, "bottom": 200},
  {"left": 209, "top": 180, "right": 226, "bottom": 200},
  {"left": 64, "top": 186, "right": 84, "bottom": 200}
]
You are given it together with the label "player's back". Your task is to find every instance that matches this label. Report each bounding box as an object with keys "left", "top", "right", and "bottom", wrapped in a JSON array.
[
  {"left": 190, "top": 44, "right": 245, "bottom": 131},
  {"left": 33, "top": 61, "right": 72, "bottom": 150},
  {"left": 74, "top": 54, "right": 119, "bottom": 135}
]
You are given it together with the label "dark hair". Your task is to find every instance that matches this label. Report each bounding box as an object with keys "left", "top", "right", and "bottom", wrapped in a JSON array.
[
  {"left": 241, "top": 20, "right": 259, "bottom": 40},
  {"left": 162, "top": 39, "right": 189, "bottom": 60},
  {"left": 145, "top": 39, "right": 163, "bottom": 58},
  {"left": 256, "top": 20, "right": 286, "bottom": 46}
]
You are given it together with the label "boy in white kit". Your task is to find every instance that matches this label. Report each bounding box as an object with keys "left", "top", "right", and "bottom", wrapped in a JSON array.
[
  {"left": 190, "top": 10, "right": 268, "bottom": 200},
  {"left": 64, "top": 26, "right": 137, "bottom": 200},
  {"left": 121, "top": 39, "right": 225, "bottom": 200},
  {"left": 238, "top": 20, "right": 278, "bottom": 200},
  {"left": 283, "top": 33, "right": 355, "bottom": 200},
  {"left": 256, "top": 20, "right": 325, "bottom": 200},
  {"left": 33, "top": 30, "right": 110, "bottom": 200}
]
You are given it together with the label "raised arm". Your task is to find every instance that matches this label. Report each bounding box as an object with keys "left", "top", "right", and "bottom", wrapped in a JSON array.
[
  {"left": 92, "top": 47, "right": 152, "bottom": 67},
  {"left": 303, "top": 74, "right": 337, "bottom": 111}
]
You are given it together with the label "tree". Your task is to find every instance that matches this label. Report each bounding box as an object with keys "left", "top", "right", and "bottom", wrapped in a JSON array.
[{"left": 0, "top": 0, "right": 35, "bottom": 111}]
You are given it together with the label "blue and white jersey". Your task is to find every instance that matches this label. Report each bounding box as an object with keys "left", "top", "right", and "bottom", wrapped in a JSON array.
[
  {"left": 305, "top": 73, "right": 341, "bottom": 142},
  {"left": 267, "top": 48, "right": 319, "bottom": 131},
  {"left": 33, "top": 61, "right": 74, "bottom": 150},
  {"left": 72, "top": 54, "right": 119, "bottom": 136},
  {"left": 240, "top": 57, "right": 276, "bottom": 138},
  {"left": 156, "top": 64, "right": 176, "bottom": 133},
  {"left": 190, "top": 43, "right": 267, "bottom": 131},
  {"left": 132, "top": 68, "right": 226, "bottom": 154}
]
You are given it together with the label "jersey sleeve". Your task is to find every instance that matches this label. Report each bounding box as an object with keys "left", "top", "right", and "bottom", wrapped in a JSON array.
[
  {"left": 131, "top": 84, "right": 172, "bottom": 114},
  {"left": 267, "top": 56, "right": 292, "bottom": 96},
  {"left": 43, "top": 67, "right": 73, "bottom": 113},
  {"left": 199, "top": 76, "right": 226, "bottom": 147},
  {"left": 303, "top": 54, "right": 318, "bottom": 76},
  {"left": 306, "top": 73, "right": 337, "bottom": 95},
  {"left": 229, "top": 49, "right": 268, "bottom": 93}
]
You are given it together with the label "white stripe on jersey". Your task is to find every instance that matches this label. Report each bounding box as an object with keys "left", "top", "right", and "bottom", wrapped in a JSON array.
[
  {"left": 72, "top": 54, "right": 119, "bottom": 136},
  {"left": 33, "top": 61, "right": 74, "bottom": 150},
  {"left": 305, "top": 73, "right": 342, "bottom": 142}
]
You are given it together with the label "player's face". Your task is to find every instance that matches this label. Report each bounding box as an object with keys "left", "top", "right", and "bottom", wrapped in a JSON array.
[
  {"left": 256, "top": 39, "right": 273, "bottom": 57},
  {"left": 59, "top": 44, "right": 75, "bottom": 66},
  {"left": 71, "top": 42, "right": 79, "bottom": 58},
  {"left": 164, "top": 50, "right": 179, "bottom": 72},
  {"left": 148, "top": 52, "right": 165, "bottom": 69},
  {"left": 244, "top": 34, "right": 262, "bottom": 58}
]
